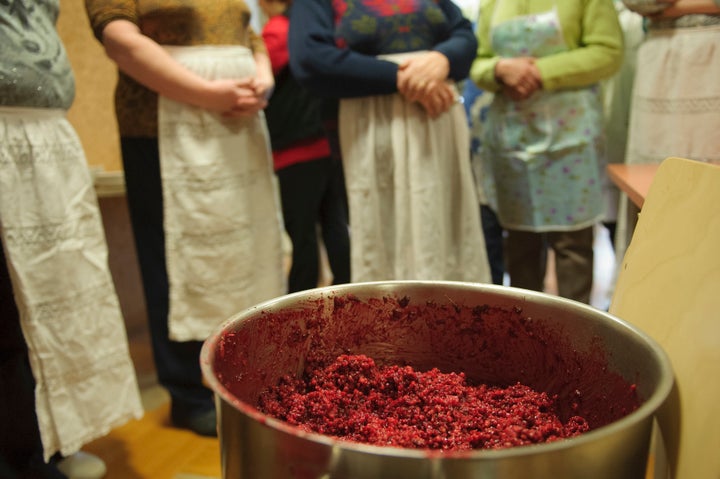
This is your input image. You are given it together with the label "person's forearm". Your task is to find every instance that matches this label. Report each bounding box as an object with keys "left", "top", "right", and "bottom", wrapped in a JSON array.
[
  {"left": 657, "top": 0, "right": 720, "bottom": 16},
  {"left": 253, "top": 51, "right": 275, "bottom": 98},
  {"left": 288, "top": 0, "right": 399, "bottom": 98},
  {"left": 101, "top": 19, "right": 215, "bottom": 107},
  {"left": 432, "top": 0, "right": 477, "bottom": 81}
]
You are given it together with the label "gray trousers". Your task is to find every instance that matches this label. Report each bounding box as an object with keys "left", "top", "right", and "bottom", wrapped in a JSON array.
[{"left": 505, "top": 226, "right": 594, "bottom": 304}]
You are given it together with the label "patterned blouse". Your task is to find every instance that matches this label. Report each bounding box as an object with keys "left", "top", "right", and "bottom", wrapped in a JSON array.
[
  {"left": 1, "top": 0, "right": 74, "bottom": 109},
  {"left": 85, "top": 0, "right": 267, "bottom": 137},
  {"left": 332, "top": 0, "right": 454, "bottom": 53}
]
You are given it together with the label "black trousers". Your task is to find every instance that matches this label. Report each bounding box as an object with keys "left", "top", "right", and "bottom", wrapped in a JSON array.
[
  {"left": 0, "top": 244, "right": 65, "bottom": 479},
  {"left": 480, "top": 204, "right": 505, "bottom": 286},
  {"left": 120, "top": 137, "right": 213, "bottom": 420},
  {"left": 276, "top": 156, "right": 351, "bottom": 293}
]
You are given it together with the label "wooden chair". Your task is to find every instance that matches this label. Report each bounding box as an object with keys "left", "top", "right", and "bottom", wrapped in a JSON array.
[{"left": 610, "top": 157, "right": 720, "bottom": 478}]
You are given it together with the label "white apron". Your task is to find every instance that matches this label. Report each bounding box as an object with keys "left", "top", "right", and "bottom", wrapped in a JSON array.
[
  {"left": 338, "top": 52, "right": 491, "bottom": 283},
  {"left": 158, "top": 46, "right": 285, "bottom": 341},
  {"left": 0, "top": 107, "right": 143, "bottom": 460},
  {"left": 625, "top": 24, "right": 720, "bottom": 166},
  {"left": 616, "top": 23, "right": 720, "bottom": 259}
]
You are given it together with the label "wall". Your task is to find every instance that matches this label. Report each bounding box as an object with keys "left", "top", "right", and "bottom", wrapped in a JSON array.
[{"left": 57, "top": 0, "right": 122, "bottom": 173}]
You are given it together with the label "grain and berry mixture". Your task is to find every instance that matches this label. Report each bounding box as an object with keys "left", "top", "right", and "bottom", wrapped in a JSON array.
[{"left": 258, "top": 354, "right": 589, "bottom": 450}]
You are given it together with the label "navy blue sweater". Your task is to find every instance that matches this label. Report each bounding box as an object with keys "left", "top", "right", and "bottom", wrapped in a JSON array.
[{"left": 288, "top": 0, "right": 477, "bottom": 98}]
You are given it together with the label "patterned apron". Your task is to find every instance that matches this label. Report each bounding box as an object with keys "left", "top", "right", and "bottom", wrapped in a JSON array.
[
  {"left": 0, "top": 107, "right": 143, "bottom": 460},
  {"left": 483, "top": 5, "right": 605, "bottom": 232},
  {"left": 159, "top": 46, "right": 286, "bottom": 341},
  {"left": 339, "top": 52, "right": 491, "bottom": 283}
]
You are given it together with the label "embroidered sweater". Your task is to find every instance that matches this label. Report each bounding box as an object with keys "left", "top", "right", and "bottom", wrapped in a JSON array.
[{"left": 288, "top": 0, "right": 477, "bottom": 98}]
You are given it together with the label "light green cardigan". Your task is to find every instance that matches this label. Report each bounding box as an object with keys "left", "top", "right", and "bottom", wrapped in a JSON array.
[{"left": 470, "top": 0, "right": 624, "bottom": 92}]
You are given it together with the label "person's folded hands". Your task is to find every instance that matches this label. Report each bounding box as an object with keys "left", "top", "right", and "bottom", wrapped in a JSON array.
[
  {"left": 397, "top": 51, "right": 451, "bottom": 102},
  {"left": 203, "top": 78, "right": 267, "bottom": 118},
  {"left": 415, "top": 81, "right": 457, "bottom": 118},
  {"left": 494, "top": 57, "right": 542, "bottom": 101}
]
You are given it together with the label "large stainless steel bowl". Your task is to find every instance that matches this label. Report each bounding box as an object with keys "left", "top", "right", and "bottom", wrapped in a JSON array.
[{"left": 200, "top": 281, "right": 673, "bottom": 479}]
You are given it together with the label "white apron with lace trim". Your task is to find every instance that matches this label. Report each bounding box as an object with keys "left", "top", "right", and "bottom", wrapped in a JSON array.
[
  {"left": 615, "top": 24, "right": 720, "bottom": 259},
  {"left": 339, "top": 52, "right": 490, "bottom": 283},
  {"left": 0, "top": 107, "right": 143, "bottom": 460},
  {"left": 159, "top": 46, "right": 285, "bottom": 341},
  {"left": 483, "top": 5, "right": 605, "bottom": 232}
]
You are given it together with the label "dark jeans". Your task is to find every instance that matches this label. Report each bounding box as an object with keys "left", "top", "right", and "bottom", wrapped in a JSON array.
[
  {"left": 120, "top": 137, "right": 213, "bottom": 420},
  {"left": 0, "top": 244, "right": 65, "bottom": 479},
  {"left": 481, "top": 204, "right": 505, "bottom": 285},
  {"left": 276, "top": 156, "right": 351, "bottom": 292}
]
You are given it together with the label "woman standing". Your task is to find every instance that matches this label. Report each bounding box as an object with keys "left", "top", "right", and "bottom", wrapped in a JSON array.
[
  {"left": 260, "top": 0, "right": 352, "bottom": 292},
  {"left": 622, "top": 0, "right": 720, "bottom": 166},
  {"left": 470, "top": 0, "right": 623, "bottom": 303},
  {"left": 1, "top": 2, "right": 142, "bottom": 476},
  {"left": 288, "top": 0, "right": 491, "bottom": 283},
  {"left": 85, "top": 0, "right": 286, "bottom": 436},
  {"left": 615, "top": 0, "right": 720, "bottom": 257}
]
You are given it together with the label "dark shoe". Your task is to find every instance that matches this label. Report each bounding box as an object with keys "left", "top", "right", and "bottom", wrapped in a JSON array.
[
  {"left": 17, "top": 463, "right": 68, "bottom": 479},
  {"left": 171, "top": 408, "right": 217, "bottom": 437}
]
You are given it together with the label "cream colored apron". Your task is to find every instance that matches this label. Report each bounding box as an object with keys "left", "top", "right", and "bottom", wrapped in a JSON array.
[
  {"left": 616, "top": 24, "right": 720, "bottom": 259},
  {"left": 625, "top": 24, "right": 720, "bottom": 166},
  {"left": 339, "top": 52, "right": 491, "bottom": 283},
  {"left": 159, "top": 46, "right": 285, "bottom": 341},
  {"left": 0, "top": 107, "right": 143, "bottom": 460}
]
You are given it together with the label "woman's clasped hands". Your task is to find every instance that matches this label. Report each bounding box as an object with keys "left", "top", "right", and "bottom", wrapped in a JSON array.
[
  {"left": 397, "top": 51, "right": 458, "bottom": 118},
  {"left": 215, "top": 75, "right": 274, "bottom": 118},
  {"left": 494, "top": 57, "right": 542, "bottom": 101}
]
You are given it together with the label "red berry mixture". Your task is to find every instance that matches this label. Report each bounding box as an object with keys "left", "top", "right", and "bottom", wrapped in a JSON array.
[{"left": 257, "top": 354, "right": 589, "bottom": 450}]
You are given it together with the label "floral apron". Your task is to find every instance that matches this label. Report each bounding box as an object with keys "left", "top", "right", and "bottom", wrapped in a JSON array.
[{"left": 483, "top": 5, "right": 604, "bottom": 232}]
